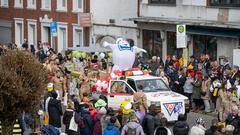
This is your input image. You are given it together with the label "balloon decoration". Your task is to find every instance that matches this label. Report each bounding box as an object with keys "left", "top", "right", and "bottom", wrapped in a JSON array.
[
  {"left": 92, "top": 80, "right": 109, "bottom": 93},
  {"left": 99, "top": 53, "right": 105, "bottom": 59},
  {"left": 82, "top": 52, "right": 87, "bottom": 58},
  {"left": 103, "top": 38, "right": 147, "bottom": 72},
  {"left": 108, "top": 52, "right": 113, "bottom": 58}
]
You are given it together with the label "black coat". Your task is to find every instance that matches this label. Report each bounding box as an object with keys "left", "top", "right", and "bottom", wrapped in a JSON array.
[
  {"left": 63, "top": 109, "right": 80, "bottom": 135},
  {"left": 173, "top": 121, "right": 189, "bottom": 135},
  {"left": 142, "top": 112, "right": 160, "bottom": 135},
  {"left": 48, "top": 98, "right": 63, "bottom": 128},
  {"left": 172, "top": 75, "right": 186, "bottom": 95},
  {"left": 205, "top": 126, "right": 217, "bottom": 135},
  {"left": 225, "top": 114, "right": 240, "bottom": 135}
]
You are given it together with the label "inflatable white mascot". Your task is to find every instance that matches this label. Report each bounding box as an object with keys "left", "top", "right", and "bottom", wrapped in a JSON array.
[{"left": 103, "top": 38, "right": 146, "bottom": 74}]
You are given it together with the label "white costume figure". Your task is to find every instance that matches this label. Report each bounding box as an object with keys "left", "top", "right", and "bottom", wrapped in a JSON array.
[{"left": 103, "top": 38, "right": 146, "bottom": 72}]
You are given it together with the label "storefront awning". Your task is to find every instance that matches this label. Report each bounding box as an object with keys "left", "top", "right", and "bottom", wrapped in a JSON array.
[
  {"left": 129, "top": 17, "right": 240, "bottom": 30},
  {"left": 187, "top": 26, "right": 240, "bottom": 38}
]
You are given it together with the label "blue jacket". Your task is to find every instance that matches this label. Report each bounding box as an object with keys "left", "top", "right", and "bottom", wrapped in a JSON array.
[
  {"left": 104, "top": 123, "right": 120, "bottom": 135},
  {"left": 79, "top": 110, "right": 94, "bottom": 135}
]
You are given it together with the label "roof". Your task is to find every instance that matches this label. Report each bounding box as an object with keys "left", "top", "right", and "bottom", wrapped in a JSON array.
[
  {"left": 68, "top": 46, "right": 111, "bottom": 52},
  {"left": 126, "top": 75, "right": 160, "bottom": 80},
  {"left": 129, "top": 17, "right": 240, "bottom": 29}
]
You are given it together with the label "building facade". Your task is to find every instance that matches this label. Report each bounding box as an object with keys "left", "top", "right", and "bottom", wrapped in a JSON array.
[
  {"left": 90, "top": 0, "right": 139, "bottom": 47},
  {"left": 132, "top": 0, "right": 240, "bottom": 64},
  {"left": 0, "top": 0, "right": 90, "bottom": 53}
]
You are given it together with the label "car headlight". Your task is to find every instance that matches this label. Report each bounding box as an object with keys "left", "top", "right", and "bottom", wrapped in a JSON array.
[
  {"left": 150, "top": 101, "right": 161, "bottom": 107},
  {"left": 184, "top": 99, "right": 190, "bottom": 105}
]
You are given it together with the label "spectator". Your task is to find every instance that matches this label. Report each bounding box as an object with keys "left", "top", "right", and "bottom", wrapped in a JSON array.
[
  {"left": 173, "top": 114, "right": 189, "bottom": 135},
  {"left": 205, "top": 119, "right": 218, "bottom": 135},
  {"left": 189, "top": 55, "right": 198, "bottom": 72},
  {"left": 190, "top": 117, "right": 206, "bottom": 135},
  {"left": 172, "top": 70, "right": 186, "bottom": 95},
  {"left": 209, "top": 76, "right": 221, "bottom": 113},
  {"left": 164, "top": 55, "right": 173, "bottom": 72},
  {"left": 154, "top": 117, "right": 171, "bottom": 135},
  {"left": 92, "top": 107, "right": 107, "bottom": 135},
  {"left": 225, "top": 125, "right": 235, "bottom": 135},
  {"left": 22, "top": 39, "right": 29, "bottom": 50},
  {"left": 225, "top": 105, "right": 240, "bottom": 135},
  {"left": 158, "top": 71, "right": 169, "bottom": 86},
  {"left": 30, "top": 44, "right": 36, "bottom": 55},
  {"left": 214, "top": 125, "right": 225, "bottom": 135},
  {"left": 48, "top": 90, "right": 63, "bottom": 132},
  {"left": 121, "top": 115, "right": 144, "bottom": 135},
  {"left": 104, "top": 117, "right": 121, "bottom": 135},
  {"left": 221, "top": 59, "right": 231, "bottom": 75},
  {"left": 192, "top": 71, "right": 203, "bottom": 112},
  {"left": 142, "top": 104, "right": 160, "bottom": 135},
  {"left": 201, "top": 75, "right": 211, "bottom": 113},
  {"left": 102, "top": 107, "right": 121, "bottom": 134},
  {"left": 63, "top": 101, "right": 79, "bottom": 135},
  {"left": 184, "top": 72, "right": 194, "bottom": 109},
  {"left": 229, "top": 66, "right": 240, "bottom": 86},
  {"left": 79, "top": 104, "right": 94, "bottom": 135}
]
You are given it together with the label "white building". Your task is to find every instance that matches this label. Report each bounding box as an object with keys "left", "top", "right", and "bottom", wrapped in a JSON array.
[
  {"left": 90, "top": 0, "right": 139, "bottom": 47},
  {"left": 131, "top": 0, "right": 240, "bottom": 64}
]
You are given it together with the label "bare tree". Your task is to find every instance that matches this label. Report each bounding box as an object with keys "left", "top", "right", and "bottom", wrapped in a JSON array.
[{"left": 0, "top": 50, "right": 48, "bottom": 135}]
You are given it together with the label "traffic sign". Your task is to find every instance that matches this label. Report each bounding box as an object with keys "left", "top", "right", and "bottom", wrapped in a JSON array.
[
  {"left": 50, "top": 21, "right": 58, "bottom": 37},
  {"left": 176, "top": 24, "right": 187, "bottom": 48}
]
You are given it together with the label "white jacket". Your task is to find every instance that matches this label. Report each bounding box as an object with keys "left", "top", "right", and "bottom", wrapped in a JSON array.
[{"left": 189, "top": 125, "right": 206, "bottom": 135}]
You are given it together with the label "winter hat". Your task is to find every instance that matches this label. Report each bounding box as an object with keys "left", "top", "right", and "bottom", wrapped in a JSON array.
[
  {"left": 98, "top": 107, "right": 107, "bottom": 115},
  {"left": 95, "top": 99, "right": 107, "bottom": 108},
  {"left": 122, "top": 102, "right": 132, "bottom": 115},
  {"left": 47, "top": 83, "right": 54, "bottom": 92},
  {"left": 110, "top": 117, "right": 117, "bottom": 124},
  {"left": 226, "top": 125, "right": 235, "bottom": 132},
  {"left": 196, "top": 117, "right": 205, "bottom": 125}
]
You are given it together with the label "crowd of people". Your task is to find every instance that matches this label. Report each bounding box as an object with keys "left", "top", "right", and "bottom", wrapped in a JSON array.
[{"left": 2, "top": 40, "right": 240, "bottom": 135}]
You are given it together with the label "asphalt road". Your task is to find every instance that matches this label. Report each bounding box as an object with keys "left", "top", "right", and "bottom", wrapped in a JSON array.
[{"left": 169, "top": 112, "right": 217, "bottom": 133}]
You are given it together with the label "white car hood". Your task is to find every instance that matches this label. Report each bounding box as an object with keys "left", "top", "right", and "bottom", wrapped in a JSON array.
[{"left": 145, "top": 91, "right": 188, "bottom": 102}]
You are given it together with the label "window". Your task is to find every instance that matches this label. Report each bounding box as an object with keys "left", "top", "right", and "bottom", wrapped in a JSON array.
[
  {"left": 57, "top": 24, "right": 68, "bottom": 52},
  {"left": 73, "top": 0, "right": 83, "bottom": 12},
  {"left": 14, "top": 18, "right": 24, "bottom": 48},
  {"left": 73, "top": 26, "right": 83, "bottom": 47},
  {"left": 167, "top": 32, "right": 182, "bottom": 58},
  {"left": 149, "top": 0, "right": 176, "bottom": 5},
  {"left": 27, "top": 20, "right": 37, "bottom": 47},
  {"left": 209, "top": 0, "right": 240, "bottom": 7},
  {"left": 110, "top": 81, "right": 133, "bottom": 94},
  {"left": 27, "top": 0, "right": 36, "bottom": 9},
  {"left": 57, "top": 0, "right": 67, "bottom": 12},
  {"left": 143, "top": 30, "right": 163, "bottom": 58},
  {"left": 0, "top": 0, "right": 8, "bottom": 7},
  {"left": 41, "top": 0, "right": 51, "bottom": 10},
  {"left": 14, "top": 0, "right": 23, "bottom": 8},
  {"left": 193, "top": 35, "right": 217, "bottom": 60},
  {"left": 135, "top": 79, "right": 169, "bottom": 92}
]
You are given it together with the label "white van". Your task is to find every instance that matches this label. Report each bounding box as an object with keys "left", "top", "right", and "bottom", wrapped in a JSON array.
[{"left": 93, "top": 71, "right": 190, "bottom": 121}]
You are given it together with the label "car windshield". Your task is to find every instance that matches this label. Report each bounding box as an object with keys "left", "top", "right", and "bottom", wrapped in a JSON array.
[{"left": 136, "top": 79, "right": 170, "bottom": 92}]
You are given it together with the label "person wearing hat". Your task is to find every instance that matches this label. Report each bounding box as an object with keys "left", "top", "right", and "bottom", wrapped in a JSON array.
[
  {"left": 192, "top": 71, "right": 203, "bottom": 113},
  {"left": 225, "top": 105, "right": 240, "bottom": 135},
  {"left": 101, "top": 107, "right": 121, "bottom": 134},
  {"left": 189, "top": 117, "right": 206, "bottom": 135},
  {"left": 184, "top": 73, "right": 194, "bottom": 110},
  {"left": 47, "top": 90, "right": 63, "bottom": 131},
  {"left": 104, "top": 117, "right": 121, "bottom": 135},
  {"left": 142, "top": 104, "right": 161, "bottom": 135},
  {"left": 122, "top": 102, "right": 135, "bottom": 126},
  {"left": 92, "top": 107, "right": 107, "bottom": 135},
  {"left": 133, "top": 85, "right": 148, "bottom": 114},
  {"left": 121, "top": 115, "right": 144, "bottom": 135},
  {"left": 79, "top": 104, "right": 94, "bottom": 135},
  {"left": 94, "top": 99, "right": 107, "bottom": 109},
  {"left": 173, "top": 114, "right": 189, "bottom": 135}
]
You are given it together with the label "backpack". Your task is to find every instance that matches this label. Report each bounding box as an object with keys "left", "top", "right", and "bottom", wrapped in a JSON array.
[
  {"left": 154, "top": 127, "right": 168, "bottom": 135},
  {"left": 126, "top": 127, "right": 137, "bottom": 135},
  {"left": 79, "top": 116, "right": 86, "bottom": 128},
  {"left": 104, "top": 127, "right": 115, "bottom": 135}
]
